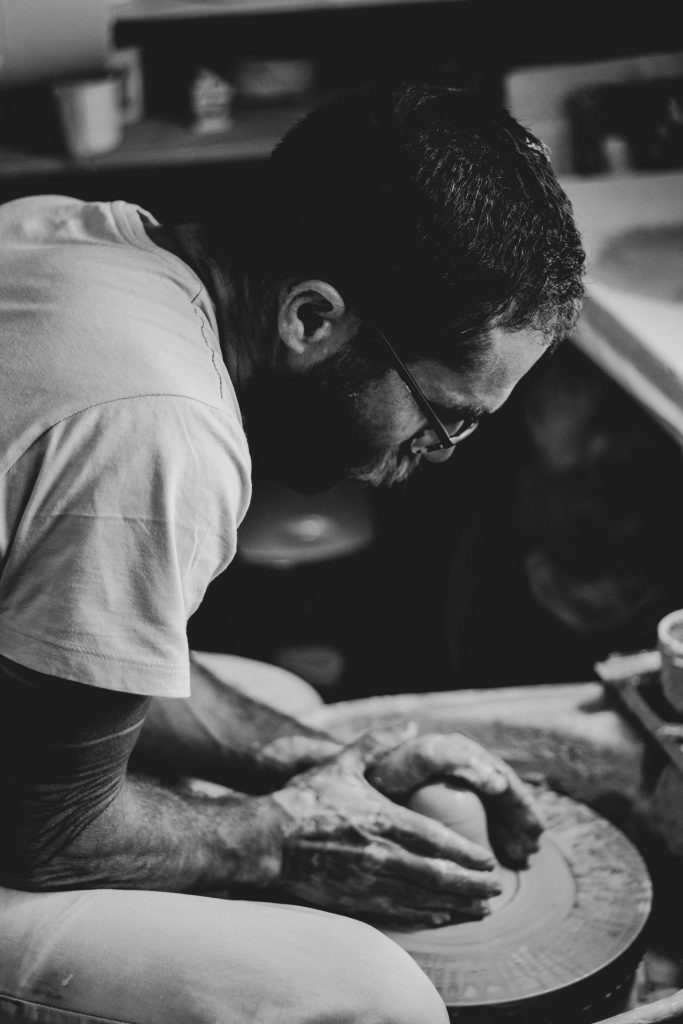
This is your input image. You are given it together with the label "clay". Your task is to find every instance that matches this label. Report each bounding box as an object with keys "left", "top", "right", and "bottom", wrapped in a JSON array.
[
  {"left": 407, "top": 781, "right": 527, "bottom": 910},
  {"left": 408, "top": 782, "right": 491, "bottom": 850}
]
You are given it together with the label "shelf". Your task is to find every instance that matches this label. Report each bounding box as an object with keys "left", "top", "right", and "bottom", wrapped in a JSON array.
[
  {"left": 0, "top": 101, "right": 312, "bottom": 179},
  {"left": 114, "top": 0, "right": 458, "bottom": 22}
]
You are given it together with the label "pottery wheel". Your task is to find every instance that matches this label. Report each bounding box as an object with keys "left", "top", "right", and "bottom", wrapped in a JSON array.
[{"left": 380, "top": 786, "right": 652, "bottom": 1023}]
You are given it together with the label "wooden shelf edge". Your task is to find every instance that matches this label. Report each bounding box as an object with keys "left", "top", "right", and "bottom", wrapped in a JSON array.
[
  {"left": 0, "top": 101, "right": 313, "bottom": 179},
  {"left": 114, "top": 0, "right": 459, "bottom": 23}
]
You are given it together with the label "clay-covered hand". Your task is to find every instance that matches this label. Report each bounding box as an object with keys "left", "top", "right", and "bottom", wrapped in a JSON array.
[
  {"left": 269, "top": 724, "right": 502, "bottom": 926},
  {"left": 366, "top": 730, "right": 544, "bottom": 868},
  {"left": 255, "top": 732, "right": 344, "bottom": 780}
]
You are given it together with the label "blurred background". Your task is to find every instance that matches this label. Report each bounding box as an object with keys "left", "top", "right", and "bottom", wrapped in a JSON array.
[{"left": 2, "top": 0, "right": 683, "bottom": 702}]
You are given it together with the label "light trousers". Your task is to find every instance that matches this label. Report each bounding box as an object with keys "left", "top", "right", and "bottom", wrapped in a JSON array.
[{"left": 0, "top": 655, "right": 448, "bottom": 1024}]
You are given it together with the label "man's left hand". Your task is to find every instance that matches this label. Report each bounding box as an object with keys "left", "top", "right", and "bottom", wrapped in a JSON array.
[{"left": 366, "top": 729, "right": 544, "bottom": 868}]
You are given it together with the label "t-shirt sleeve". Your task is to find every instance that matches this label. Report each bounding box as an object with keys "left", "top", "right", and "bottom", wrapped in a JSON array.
[{"left": 0, "top": 396, "right": 251, "bottom": 696}]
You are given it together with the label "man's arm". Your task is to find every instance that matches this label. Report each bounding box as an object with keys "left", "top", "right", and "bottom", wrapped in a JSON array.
[
  {"left": 132, "top": 657, "right": 341, "bottom": 793},
  {"left": 0, "top": 652, "right": 506, "bottom": 925},
  {"left": 0, "top": 654, "right": 286, "bottom": 893},
  {"left": 119, "top": 657, "right": 543, "bottom": 869}
]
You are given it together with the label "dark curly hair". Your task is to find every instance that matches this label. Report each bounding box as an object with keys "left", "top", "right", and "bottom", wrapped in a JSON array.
[{"left": 219, "top": 84, "right": 585, "bottom": 374}]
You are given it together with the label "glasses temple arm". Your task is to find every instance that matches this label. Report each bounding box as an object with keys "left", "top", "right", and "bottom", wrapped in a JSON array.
[{"left": 370, "top": 323, "right": 454, "bottom": 446}]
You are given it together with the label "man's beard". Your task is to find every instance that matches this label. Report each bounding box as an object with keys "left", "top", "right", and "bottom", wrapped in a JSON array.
[
  {"left": 239, "top": 348, "right": 420, "bottom": 493},
  {"left": 351, "top": 445, "right": 417, "bottom": 488}
]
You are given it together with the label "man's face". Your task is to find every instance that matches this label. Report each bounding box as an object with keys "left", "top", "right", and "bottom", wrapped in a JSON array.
[{"left": 241, "top": 325, "right": 549, "bottom": 493}]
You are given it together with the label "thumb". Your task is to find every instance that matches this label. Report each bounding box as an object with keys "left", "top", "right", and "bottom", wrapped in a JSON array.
[
  {"left": 339, "top": 720, "right": 419, "bottom": 771},
  {"left": 259, "top": 734, "right": 343, "bottom": 775}
]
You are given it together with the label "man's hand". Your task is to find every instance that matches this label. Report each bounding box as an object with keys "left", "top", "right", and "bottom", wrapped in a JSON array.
[
  {"left": 366, "top": 730, "right": 544, "bottom": 868},
  {"left": 256, "top": 732, "right": 344, "bottom": 777},
  {"left": 269, "top": 725, "right": 503, "bottom": 927}
]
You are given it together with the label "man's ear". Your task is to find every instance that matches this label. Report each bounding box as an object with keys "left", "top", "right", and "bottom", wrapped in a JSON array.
[{"left": 278, "top": 280, "right": 351, "bottom": 359}]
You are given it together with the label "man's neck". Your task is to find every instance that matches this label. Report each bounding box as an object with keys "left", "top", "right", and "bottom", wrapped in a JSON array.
[{"left": 144, "top": 222, "right": 257, "bottom": 395}]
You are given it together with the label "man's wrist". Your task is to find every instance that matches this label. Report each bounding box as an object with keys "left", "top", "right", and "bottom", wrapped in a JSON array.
[{"left": 214, "top": 792, "right": 291, "bottom": 887}]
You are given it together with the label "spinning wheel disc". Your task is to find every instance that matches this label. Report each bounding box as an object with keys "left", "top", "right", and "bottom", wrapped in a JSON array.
[{"left": 380, "top": 787, "right": 652, "bottom": 1023}]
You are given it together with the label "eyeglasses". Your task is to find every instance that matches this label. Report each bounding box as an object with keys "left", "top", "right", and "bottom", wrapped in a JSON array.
[{"left": 369, "top": 322, "right": 480, "bottom": 454}]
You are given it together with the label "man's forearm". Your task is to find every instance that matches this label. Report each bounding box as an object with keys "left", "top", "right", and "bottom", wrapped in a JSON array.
[
  {"left": 133, "top": 658, "right": 340, "bottom": 791},
  {"left": 12, "top": 769, "right": 288, "bottom": 893},
  {"left": 0, "top": 654, "right": 290, "bottom": 893}
]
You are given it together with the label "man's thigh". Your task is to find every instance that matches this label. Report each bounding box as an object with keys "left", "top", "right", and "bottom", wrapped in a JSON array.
[{"left": 0, "top": 887, "right": 448, "bottom": 1024}]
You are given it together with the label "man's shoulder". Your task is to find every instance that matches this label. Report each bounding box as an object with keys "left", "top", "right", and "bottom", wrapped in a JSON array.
[
  {"left": 0, "top": 194, "right": 125, "bottom": 250},
  {"left": 0, "top": 195, "right": 242, "bottom": 475}
]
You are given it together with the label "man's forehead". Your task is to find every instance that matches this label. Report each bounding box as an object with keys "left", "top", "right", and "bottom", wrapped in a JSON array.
[{"left": 420, "top": 327, "right": 550, "bottom": 418}]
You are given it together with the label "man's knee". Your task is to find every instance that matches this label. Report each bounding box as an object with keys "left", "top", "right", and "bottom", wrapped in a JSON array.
[
  {"left": 337, "top": 917, "right": 449, "bottom": 1024},
  {"left": 127, "top": 897, "right": 447, "bottom": 1024},
  {"left": 148, "top": 907, "right": 447, "bottom": 1024}
]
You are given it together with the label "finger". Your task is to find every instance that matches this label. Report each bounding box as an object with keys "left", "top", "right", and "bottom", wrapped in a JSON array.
[
  {"left": 375, "top": 910, "right": 455, "bottom": 928},
  {"left": 279, "top": 845, "right": 497, "bottom": 926},
  {"left": 507, "top": 775, "right": 545, "bottom": 835},
  {"left": 440, "top": 747, "right": 545, "bottom": 865},
  {"left": 368, "top": 734, "right": 510, "bottom": 798},
  {"left": 482, "top": 784, "right": 545, "bottom": 868},
  {"left": 489, "top": 771, "right": 545, "bottom": 836},
  {"left": 259, "top": 735, "right": 343, "bottom": 774},
  {"left": 443, "top": 761, "right": 509, "bottom": 797},
  {"left": 489, "top": 827, "right": 541, "bottom": 868},
  {"left": 366, "top": 839, "right": 503, "bottom": 900},
  {"left": 377, "top": 801, "right": 497, "bottom": 871},
  {"left": 338, "top": 722, "right": 419, "bottom": 772},
  {"left": 365, "top": 897, "right": 492, "bottom": 926},
  {"left": 476, "top": 753, "right": 546, "bottom": 832},
  {"left": 355, "top": 878, "right": 494, "bottom": 918},
  {"left": 287, "top": 833, "right": 501, "bottom": 900},
  {"left": 437, "top": 736, "right": 512, "bottom": 796},
  {"left": 344, "top": 897, "right": 487, "bottom": 928}
]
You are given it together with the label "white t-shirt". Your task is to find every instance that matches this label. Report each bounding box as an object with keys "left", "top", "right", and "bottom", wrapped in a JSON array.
[{"left": 0, "top": 195, "right": 251, "bottom": 697}]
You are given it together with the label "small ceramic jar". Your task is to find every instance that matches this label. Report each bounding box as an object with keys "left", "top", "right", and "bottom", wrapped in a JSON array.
[{"left": 658, "top": 609, "right": 683, "bottom": 716}]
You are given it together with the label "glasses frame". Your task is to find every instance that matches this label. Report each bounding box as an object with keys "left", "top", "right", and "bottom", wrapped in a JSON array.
[{"left": 369, "top": 322, "right": 479, "bottom": 453}]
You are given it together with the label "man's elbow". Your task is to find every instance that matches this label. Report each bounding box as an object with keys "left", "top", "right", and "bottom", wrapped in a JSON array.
[
  {"left": 0, "top": 849, "right": 87, "bottom": 892},
  {"left": 0, "top": 828, "right": 113, "bottom": 892}
]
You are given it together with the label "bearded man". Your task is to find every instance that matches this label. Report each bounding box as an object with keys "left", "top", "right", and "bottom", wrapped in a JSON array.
[{"left": 0, "top": 84, "right": 584, "bottom": 1024}]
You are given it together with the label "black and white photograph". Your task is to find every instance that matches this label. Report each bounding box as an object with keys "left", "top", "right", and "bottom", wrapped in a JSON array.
[{"left": 1, "top": 0, "right": 682, "bottom": 1021}]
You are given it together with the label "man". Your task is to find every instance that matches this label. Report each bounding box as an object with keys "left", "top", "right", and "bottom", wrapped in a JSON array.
[{"left": 0, "top": 85, "right": 584, "bottom": 1023}]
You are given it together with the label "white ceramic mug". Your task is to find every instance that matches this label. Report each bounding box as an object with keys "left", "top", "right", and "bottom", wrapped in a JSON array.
[
  {"left": 657, "top": 608, "right": 683, "bottom": 715},
  {"left": 53, "top": 74, "right": 123, "bottom": 159}
]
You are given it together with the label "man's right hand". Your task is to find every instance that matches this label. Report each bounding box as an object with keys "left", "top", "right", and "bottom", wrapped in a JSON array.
[{"left": 268, "top": 726, "right": 502, "bottom": 926}]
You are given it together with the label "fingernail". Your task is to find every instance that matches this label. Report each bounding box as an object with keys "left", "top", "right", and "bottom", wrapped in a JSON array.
[{"left": 459, "top": 899, "right": 490, "bottom": 919}]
